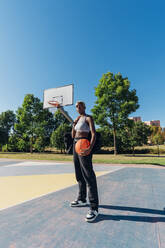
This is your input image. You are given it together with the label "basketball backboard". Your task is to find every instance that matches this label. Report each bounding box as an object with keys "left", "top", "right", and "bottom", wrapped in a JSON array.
[{"left": 43, "top": 84, "right": 74, "bottom": 109}]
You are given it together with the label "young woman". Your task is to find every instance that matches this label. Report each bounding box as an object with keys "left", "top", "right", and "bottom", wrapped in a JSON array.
[{"left": 70, "top": 101, "right": 99, "bottom": 222}]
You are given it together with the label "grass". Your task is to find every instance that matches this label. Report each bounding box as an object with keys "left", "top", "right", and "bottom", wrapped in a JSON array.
[
  {"left": 0, "top": 152, "right": 73, "bottom": 162},
  {"left": 0, "top": 152, "right": 165, "bottom": 166},
  {"left": 93, "top": 154, "right": 165, "bottom": 166}
]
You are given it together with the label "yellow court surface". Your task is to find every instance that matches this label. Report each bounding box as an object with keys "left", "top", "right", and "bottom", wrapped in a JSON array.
[{"left": 0, "top": 171, "right": 108, "bottom": 210}]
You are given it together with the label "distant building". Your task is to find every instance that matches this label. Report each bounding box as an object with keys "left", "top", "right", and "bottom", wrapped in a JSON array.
[
  {"left": 144, "top": 120, "right": 160, "bottom": 127},
  {"left": 129, "top": 116, "right": 142, "bottom": 122},
  {"left": 129, "top": 116, "right": 161, "bottom": 127}
]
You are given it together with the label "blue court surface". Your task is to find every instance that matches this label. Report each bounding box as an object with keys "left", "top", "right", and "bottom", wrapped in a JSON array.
[{"left": 0, "top": 158, "right": 165, "bottom": 248}]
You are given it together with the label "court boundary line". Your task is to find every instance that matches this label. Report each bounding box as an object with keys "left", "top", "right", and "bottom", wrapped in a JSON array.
[{"left": 4, "top": 161, "right": 73, "bottom": 167}]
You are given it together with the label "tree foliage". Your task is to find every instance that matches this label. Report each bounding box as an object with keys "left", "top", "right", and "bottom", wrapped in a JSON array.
[
  {"left": 118, "top": 121, "right": 152, "bottom": 154},
  {"left": 92, "top": 72, "right": 139, "bottom": 154},
  {"left": 0, "top": 110, "right": 15, "bottom": 146},
  {"left": 96, "top": 127, "right": 113, "bottom": 147},
  {"left": 14, "top": 94, "right": 55, "bottom": 152},
  {"left": 150, "top": 126, "right": 164, "bottom": 145},
  {"left": 50, "top": 123, "right": 71, "bottom": 153},
  {"left": 54, "top": 109, "right": 70, "bottom": 128}
]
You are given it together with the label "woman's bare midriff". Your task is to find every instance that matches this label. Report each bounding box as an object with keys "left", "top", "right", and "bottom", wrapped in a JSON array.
[{"left": 75, "top": 131, "right": 89, "bottom": 138}]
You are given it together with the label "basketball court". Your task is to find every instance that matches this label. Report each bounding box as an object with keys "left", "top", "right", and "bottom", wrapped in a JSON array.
[
  {"left": 0, "top": 158, "right": 165, "bottom": 248},
  {"left": 1, "top": 84, "right": 165, "bottom": 247}
]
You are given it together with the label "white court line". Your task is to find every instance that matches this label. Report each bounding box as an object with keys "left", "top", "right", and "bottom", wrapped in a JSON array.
[
  {"left": 0, "top": 167, "right": 125, "bottom": 212},
  {"left": 4, "top": 161, "right": 71, "bottom": 167},
  {"left": 98, "top": 166, "right": 125, "bottom": 173}
]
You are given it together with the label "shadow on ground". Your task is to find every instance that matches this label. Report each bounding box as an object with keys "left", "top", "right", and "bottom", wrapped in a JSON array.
[{"left": 91, "top": 205, "right": 165, "bottom": 223}]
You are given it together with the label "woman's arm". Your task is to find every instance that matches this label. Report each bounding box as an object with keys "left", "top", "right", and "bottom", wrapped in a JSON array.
[
  {"left": 72, "top": 126, "right": 76, "bottom": 139},
  {"left": 86, "top": 116, "right": 96, "bottom": 151},
  {"left": 80, "top": 116, "right": 96, "bottom": 156},
  {"left": 71, "top": 116, "right": 80, "bottom": 138}
]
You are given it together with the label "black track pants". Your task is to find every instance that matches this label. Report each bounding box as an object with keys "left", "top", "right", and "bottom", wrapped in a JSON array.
[{"left": 73, "top": 141, "right": 99, "bottom": 211}]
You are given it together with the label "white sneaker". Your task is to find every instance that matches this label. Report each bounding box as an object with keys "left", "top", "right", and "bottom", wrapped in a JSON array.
[
  {"left": 85, "top": 210, "right": 99, "bottom": 222},
  {"left": 70, "top": 200, "right": 87, "bottom": 207}
]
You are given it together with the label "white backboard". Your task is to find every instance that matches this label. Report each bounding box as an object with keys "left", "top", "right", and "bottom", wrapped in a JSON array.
[{"left": 43, "top": 84, "right": 74, "bottom": 109}]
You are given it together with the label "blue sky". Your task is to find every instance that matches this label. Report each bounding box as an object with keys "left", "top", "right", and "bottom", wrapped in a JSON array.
[{"left": 0, "top": 0, "right": 165, "bottom": 126}]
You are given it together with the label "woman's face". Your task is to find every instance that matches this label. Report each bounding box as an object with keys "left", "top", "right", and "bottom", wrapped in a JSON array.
[{"left": 76, "top": 103, "right": 85, "bottom": 115}]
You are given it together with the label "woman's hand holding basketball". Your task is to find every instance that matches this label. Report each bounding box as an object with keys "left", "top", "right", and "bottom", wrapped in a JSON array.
[
  {"left": 75, "top": 139, "right": 91, "bottom": 156},
  {"left": 80, "top": 146, "right": 92, "bottom": 156}
]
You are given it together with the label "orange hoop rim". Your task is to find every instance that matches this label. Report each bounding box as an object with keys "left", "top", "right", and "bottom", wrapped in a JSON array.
[{"left": 48, "top": 100, "right": 60, "bottom": 108}]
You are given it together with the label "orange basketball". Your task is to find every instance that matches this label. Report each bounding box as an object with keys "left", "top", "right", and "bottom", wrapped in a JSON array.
[{"left": 75, "top": 139, "right": 90, "bottom": 156}]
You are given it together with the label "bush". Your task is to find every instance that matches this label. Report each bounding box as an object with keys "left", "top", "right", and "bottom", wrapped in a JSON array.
[
  {"left": 17, "top": 138, "right": 28, "bottom": 152},
  {"left": 33, "top": 137, "right": 45, "bottom": 152},
  {"left": 2, "top": 144, "right": 8, "bottom": 152},
  {"left": 8, "top": 134, "right": 19, "bottom": 152}
]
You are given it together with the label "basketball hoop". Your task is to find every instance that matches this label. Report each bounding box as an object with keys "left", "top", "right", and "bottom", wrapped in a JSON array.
[{"left": 44, "top": 84, "right": 74, "bottom": 124}]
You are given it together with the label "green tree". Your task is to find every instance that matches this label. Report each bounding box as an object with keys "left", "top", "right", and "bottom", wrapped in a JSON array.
[
  {"left": 0, "top": 127, "right": 7, "bottom": 148},
  {"left": 96, "top": 127, "right": 113, "bottom": 148},
  {"left": 119, "top": 121, "right": 151, "bottom": 154},
  {"left": 17, "top": 138, "right": 28, "bottom": 152},
  {"left": 162, "top": 128, "right": 165, "bottom": 143},
  {"left": 54, "top": 109, "right": 70, "bottom": 128},
  {"left": 50, "top": 123, "right": 71, "bottom": 153},
  {"left": 0, "top": 110, "right": 16, "bottom": 148},
  {"left": 92, "top": 72, "right": 139, "bottom": 155},
  {"left": 33, "top": 136, "right": 45, "bottom": 152},
  {"left": 152, "top": 133, "right": 164, "bottom": 156},
  {"left": 150, "top": 126, "right": 164, "bottom": 156},
  {"left": 8, "top": 134, "right": 19, "bottom": 152},
  {"left": 14, "top": 94, "right": 55, "bottom": 152},
  {"left": 150, "top": 126, "right": 164, "bottom": 145}
]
